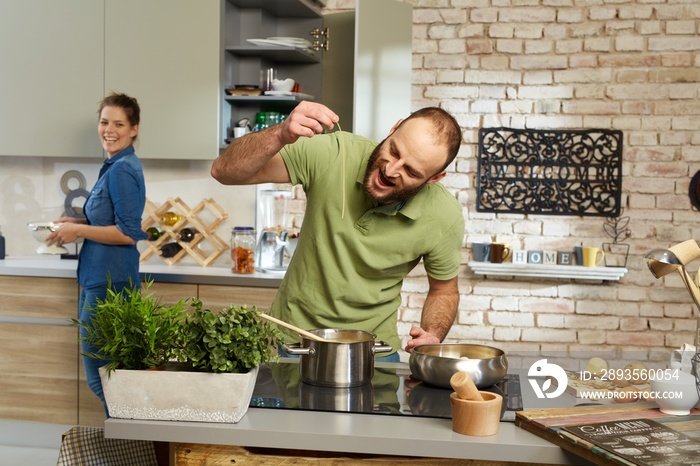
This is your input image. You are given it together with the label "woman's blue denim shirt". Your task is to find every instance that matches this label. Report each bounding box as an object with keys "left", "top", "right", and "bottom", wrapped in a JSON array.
[{"left": 77, "top": 146, "right": 148, "bottom": 288}]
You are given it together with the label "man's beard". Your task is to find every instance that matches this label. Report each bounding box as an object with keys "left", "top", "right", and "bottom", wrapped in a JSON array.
[{"left": 362, "top": 141, "right": 428, "bottom": 205}]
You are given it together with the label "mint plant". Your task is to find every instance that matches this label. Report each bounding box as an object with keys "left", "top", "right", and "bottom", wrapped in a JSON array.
[{"left": 182, "top": 300, "right": 281, "bottom": 373}]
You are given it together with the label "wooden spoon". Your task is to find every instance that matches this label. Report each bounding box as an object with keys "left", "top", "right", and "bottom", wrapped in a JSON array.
[
  {"left": 450, "top": 371, "right": 484, "bottom": 401},
  {"left": 258, "top": 313, "right": 329, "bottom": 342}
]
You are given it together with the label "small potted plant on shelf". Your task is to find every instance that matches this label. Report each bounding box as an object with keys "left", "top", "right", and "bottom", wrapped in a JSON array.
[
  {"left": 75, "top": 280, "right": 281, "bottom": 423},
  {"left": 602, "top": 208, "right": 631, "bottom": 267}
]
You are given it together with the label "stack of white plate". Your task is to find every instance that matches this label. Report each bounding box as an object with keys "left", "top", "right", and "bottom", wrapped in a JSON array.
[{"left": 247, "top": 37, "right": 313, "bottom": 53}]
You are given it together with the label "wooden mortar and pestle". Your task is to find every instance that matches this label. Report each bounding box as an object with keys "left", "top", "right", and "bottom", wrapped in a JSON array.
[{"left": 449, "top": 371, "right": 503, "bottom": 436}]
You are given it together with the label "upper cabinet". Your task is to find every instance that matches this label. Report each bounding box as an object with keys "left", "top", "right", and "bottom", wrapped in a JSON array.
[
  {"left": 0, "top": 0, "right": 104, "bottom": 158},
  {"left": 105, "top": 0, "right": 221, "bottom": 160},
  {"left": 222, "top": 0, "right": 324, "bottom": 146},
  {"left": 223, "top": 0, "right": 412, "bottom": 144},
  {"left": 0, "top": 0, "right": 411, "bottom": 159},
  {"left": 0, "top": 0, "right": 220, "bottom": 160}
]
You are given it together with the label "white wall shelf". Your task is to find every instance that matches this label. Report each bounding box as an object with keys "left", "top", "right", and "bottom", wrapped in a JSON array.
[{"left": 467, "top": 262, "right": 628, "bottom": 281}]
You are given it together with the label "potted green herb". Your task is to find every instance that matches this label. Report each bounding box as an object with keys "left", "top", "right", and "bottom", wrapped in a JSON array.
[
  {"left": 73, "top": 279, "right": 189, "bottom": 374},
  {"left": 76, "top": 280, "right": 282, "bottom": 423},
  {"left": 182, "top": 299, "right": 281, "bottom": 374}
]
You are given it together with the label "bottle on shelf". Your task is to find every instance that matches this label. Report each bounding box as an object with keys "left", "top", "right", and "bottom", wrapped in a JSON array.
[
  {"left": 159, "top": 242, "right": 183, "bottom": 258},
  {"left": 177, "top": 228, "right": 198, "bottom": 243},
  {"left": 160, "top": 211, "right": 182, "bottom": 226},
  {"left": 252, "top": 112, "right": 267, "bottom": 132},
  {"left": 231, "top": 226, "right": 256, "bottom": 274},
  {"left": 146, "top": 227, "right": 163, "bottom": 241}
]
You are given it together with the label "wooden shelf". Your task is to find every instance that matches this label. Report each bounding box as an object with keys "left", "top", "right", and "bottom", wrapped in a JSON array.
[{"left": 467, "top": 262, "right": 628, "bottom": 281}]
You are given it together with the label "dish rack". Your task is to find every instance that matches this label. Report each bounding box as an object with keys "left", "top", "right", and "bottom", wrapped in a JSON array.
[{"left": 140, "top": 197, "right": 229, "bottom": 266}]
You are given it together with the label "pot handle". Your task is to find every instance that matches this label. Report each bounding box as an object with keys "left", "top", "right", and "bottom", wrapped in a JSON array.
[
  {"left": 281, "top": 342, "right": 315, "bottom": 356},
  {"left": 372, "top": 341, "right": 393, "bottom": 355}
]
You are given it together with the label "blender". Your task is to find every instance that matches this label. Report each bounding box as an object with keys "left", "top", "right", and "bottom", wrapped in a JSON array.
[{"left": 256, "top": 190, "right": 291, "bottom": 272}]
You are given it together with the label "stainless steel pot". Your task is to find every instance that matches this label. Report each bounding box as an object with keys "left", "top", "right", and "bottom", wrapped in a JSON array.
[{"left": 282, "top": 329, "right": 393, "bottom": 387}]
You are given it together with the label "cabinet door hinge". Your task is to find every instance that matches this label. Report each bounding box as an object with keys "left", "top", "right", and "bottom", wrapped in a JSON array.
[{"left": 310, "top": 27, "right": 329, "bottom": 51}]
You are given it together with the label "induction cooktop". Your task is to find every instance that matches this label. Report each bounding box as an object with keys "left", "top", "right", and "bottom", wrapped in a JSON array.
[{"left": 250, "top": 361, "right": 522, "bottom": 422}]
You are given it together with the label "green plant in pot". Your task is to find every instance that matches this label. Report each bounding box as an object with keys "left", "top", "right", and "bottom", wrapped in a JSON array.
[
  {"left": 182, "top": 299, "right": 282, "bottom": 373},
  {"left": 72, "top": 279, "right": 189, "bottom": 375},
  {"left": 75, "top": 281, "right": 283, "bottom": 423}
]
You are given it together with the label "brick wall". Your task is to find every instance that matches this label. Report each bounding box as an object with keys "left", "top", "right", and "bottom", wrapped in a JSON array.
[{"left": 318, "top": 0, "right": 700, "bottom": 367}]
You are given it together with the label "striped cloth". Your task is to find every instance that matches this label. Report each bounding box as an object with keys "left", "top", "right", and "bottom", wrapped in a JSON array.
[{"left": 56, "top": 426, "right": 158, "bottom": 466}]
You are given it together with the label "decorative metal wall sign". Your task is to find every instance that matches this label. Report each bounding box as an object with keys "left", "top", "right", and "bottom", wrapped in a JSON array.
[{"left": 477, "top": 128, "right": 623, "bottom": 217}]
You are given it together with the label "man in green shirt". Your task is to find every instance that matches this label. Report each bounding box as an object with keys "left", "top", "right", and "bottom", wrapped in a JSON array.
[{"left": 212, "top": 102, "right": 464, "bottom": 360}]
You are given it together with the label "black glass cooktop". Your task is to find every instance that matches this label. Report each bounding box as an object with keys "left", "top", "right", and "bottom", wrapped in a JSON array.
[{"left": 250, "top": 361, "right": 522, "bottom": 422}]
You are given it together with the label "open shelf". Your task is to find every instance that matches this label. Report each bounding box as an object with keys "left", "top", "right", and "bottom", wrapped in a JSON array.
[
  {"left": 224, "top": 93, "right": 315, "bottom": 104},
  {"left": 225, "top": 46, "right": 320, "bottom": 63},
  {"left": 467, "top": 262, "right": 628, "bottom": 281}
]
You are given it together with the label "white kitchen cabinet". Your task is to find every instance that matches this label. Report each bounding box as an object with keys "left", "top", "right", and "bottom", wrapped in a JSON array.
[
  {"left": 0, "top": 0, "right": 220, "bottom": 160},
  {"left": 0, "top": 0, "right": 411, "bottom": 160},
  {"left": 105, "top": 0, "right": 221, "bottom": 160},
  {"left": 0, "top": 0, "right": 104, "bottom": 158}
]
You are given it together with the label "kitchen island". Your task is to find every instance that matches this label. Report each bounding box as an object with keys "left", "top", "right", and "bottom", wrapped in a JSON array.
[{"left": 104, "top": 361, "right": 594, "bottom": 465}]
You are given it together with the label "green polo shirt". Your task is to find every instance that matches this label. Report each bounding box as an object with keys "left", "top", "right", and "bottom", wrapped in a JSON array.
[{"left": 273, "top": 132, "right": 464, "bottom": 354}]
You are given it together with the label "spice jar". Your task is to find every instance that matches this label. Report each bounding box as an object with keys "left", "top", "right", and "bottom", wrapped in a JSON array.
[{"left": 231, "top": 226, "right": 256, "bottom": 274}]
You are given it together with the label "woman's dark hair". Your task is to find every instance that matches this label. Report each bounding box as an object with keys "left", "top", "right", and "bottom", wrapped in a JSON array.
[
  {"left": 401, "top": 107, "right": 462, "bottom": 171},
  {"left": 98, "top": 93, "right": 141, "bottom": 134}
]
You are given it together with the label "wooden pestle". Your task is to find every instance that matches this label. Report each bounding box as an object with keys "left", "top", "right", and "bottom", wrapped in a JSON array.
[{"left": 450, "top": 371, "right": 484, "bottom": 401}]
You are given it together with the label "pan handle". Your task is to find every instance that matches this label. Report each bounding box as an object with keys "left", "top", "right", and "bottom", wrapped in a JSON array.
[
  {"left": 281, "top": 342, "right": 315, "bottom": 356},
  {"left": 372, "top": 340, "right": 392, "bottom": 355}
]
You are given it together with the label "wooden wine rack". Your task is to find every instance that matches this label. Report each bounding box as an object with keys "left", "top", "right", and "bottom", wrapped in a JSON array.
[{"left": 140, "top": 197, "right": 229, "bottom": 267}]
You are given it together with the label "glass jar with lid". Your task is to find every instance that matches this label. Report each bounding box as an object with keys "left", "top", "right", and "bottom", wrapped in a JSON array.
[{"left": 231, "top": 226, "right": 256, "bottom": 274}]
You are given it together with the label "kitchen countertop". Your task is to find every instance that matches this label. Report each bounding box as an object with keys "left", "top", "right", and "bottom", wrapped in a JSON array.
[
  {"left": 0, "top": 255, "right": 283, "bottom": 287},
  {"left": 105, "top": 363, "right": 593, "bottom": 465}
]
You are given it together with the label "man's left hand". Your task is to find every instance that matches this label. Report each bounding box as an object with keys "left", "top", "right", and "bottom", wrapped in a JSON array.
[{"left": 404, "top": 326, "right": 440, "bottom": 353}]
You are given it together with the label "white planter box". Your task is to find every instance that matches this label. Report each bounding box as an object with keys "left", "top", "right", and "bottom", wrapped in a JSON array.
[{"left": 99, "top": 365, "right": 258, "bottom": 423}]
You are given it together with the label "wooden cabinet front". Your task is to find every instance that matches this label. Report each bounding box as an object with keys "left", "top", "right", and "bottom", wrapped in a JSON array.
[
  {"left": 146, "top": 282, "right": 199, "bottom": 309},
  {"left": 198, "top": 284, "right": 278, "bottom": 313},
  {"left": 0, "top": 323, "right": 79, "bottom": 424},
  {"left": 0, "top": 276, "right": 80, "bottom": 424},
  {"left": 0, "top": 276, "right": 78, "bottom": 319}
]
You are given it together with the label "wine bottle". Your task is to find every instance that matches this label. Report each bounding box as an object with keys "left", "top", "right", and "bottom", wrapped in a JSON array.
[
  {"left": 158, "top": 243, "right": 183, "bottom": 258},
  {"left": 160, "top": 211, "right": 182, "bottom": 226},
  {"left": 146, "top": 227, "right": 162, "bottom": 241},
  {"left": 177, "top": 228, "right": 198, "bottom": 242}
]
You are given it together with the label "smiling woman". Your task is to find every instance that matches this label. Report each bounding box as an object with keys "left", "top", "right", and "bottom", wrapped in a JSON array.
[{"left": 44, "top": 92, "right": 149, "bottom": 417}]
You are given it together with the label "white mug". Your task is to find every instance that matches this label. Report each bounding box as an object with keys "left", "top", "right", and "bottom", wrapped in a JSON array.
[{"left": 233, "top": 127, "right": 247, "bottom": 138}]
